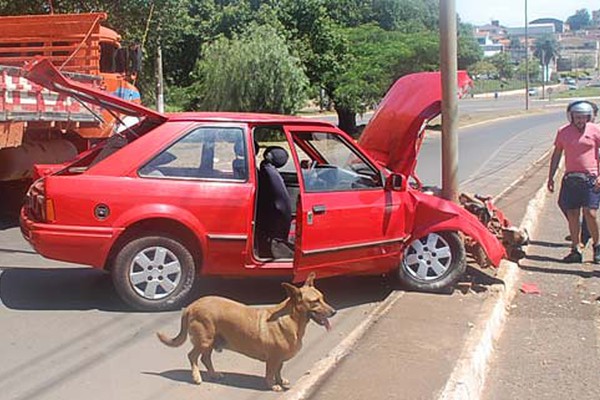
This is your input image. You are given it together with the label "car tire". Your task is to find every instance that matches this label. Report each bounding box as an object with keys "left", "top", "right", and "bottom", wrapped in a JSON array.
[
  {"left": 112, "top": 235, "right": 196, "bottom": 311},
  {"left": 396, "top": 231, "right": 466, "bottom": 292}
]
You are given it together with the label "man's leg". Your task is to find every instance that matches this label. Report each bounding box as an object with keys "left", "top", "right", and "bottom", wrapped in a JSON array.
[
  {"left": 582, "top": 208, "right": 597, "bottom": 245},
  {"left": 566, "top": 208, "right": 583, "bottom": 249}
]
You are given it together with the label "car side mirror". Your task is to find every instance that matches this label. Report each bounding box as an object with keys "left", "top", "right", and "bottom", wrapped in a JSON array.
[{"left": 385, "top": 173, "right": 405, "bottom": 191}]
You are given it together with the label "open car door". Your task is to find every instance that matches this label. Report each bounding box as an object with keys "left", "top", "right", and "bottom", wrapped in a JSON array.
[{"left": 288, "top": 125, "right": 410, "bottom": 283}]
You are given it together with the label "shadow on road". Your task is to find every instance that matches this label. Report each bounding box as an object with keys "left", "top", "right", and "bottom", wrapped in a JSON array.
[
  {"left": 143, "top": 369, "right": 269, "bottom": 391},
  {"left": 519, "top": 262, "right": 600, "bottom": 279},
  {"left": 0, "top": 267, "right": 394, "bottom": 312}
]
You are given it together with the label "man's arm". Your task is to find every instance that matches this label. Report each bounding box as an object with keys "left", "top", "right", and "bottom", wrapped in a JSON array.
[{"left": 548, "top": 145, "right": 562, "bottom": 193}]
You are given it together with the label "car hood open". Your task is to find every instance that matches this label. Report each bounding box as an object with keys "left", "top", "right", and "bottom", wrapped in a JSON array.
[
  {"left": 359, "top": 71, "right": 472, "bottom": 179},
  {"left": 24, "top": 57, "right": 167, "bottom": 123}
]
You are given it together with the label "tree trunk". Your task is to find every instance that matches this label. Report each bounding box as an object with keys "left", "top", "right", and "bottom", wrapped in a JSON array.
[{"left": 336, "top": 107, "right": 357, "bottom": 137}]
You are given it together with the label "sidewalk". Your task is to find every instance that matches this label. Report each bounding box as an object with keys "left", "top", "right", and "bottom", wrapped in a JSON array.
[{"left": 483, "top": 189, "right": 600, "bottom": 399}]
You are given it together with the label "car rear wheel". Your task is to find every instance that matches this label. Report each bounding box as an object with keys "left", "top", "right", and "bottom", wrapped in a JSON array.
[
  {"left": 396, "top": 231, "right": 466, "bottom": 292},
  {"left": 112, "top": 235, "right": 196, "bottom": 311}
]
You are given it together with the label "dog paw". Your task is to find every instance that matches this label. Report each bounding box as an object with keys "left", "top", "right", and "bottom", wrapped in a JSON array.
[
  {"left": 192, "top": 372, "right": 202, "bottom": 385},
  {"left": 271, "top": 384, "right": 284, "bottom": 392},
  {"left": 279, "top": 378, "right": 290, "bottom": 388}
]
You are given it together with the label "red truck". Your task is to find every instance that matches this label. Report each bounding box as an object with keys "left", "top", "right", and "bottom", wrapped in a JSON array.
[{"left": 0, "top": 13, "right": 140, "bottom": 208}]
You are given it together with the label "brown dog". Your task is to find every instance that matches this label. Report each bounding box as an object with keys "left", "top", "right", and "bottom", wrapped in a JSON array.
[{"left": 156, "top": 272, "right": 336, "bottom": 391}]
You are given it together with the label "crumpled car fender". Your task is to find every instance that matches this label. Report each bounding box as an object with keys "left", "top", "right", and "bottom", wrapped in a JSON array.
[{"left": 404, "top": 190, "right": 506, "bottom": 267}]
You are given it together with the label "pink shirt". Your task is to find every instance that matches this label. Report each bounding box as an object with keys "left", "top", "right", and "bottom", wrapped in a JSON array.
[{"left": 554, "top": 123, "right": 600, "bottom": 175}]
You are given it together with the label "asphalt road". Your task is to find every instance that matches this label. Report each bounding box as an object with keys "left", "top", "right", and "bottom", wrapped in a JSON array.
[{"left": 0, "top": 106, "right": 564, "bottom": 400}]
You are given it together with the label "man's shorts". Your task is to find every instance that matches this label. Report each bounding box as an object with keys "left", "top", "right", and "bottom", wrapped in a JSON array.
[{"left": 559, "top": 173, "right": 600, "bottom": 210}]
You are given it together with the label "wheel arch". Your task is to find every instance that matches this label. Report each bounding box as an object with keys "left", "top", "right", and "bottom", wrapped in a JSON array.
[{"left": 105, "top": 217, "right": 204, "bottom": 272}]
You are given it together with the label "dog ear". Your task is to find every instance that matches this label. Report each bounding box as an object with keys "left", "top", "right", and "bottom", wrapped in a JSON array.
[
  {"left": 304, "top": 272, "right": 316, "bottom": 287},
  {"left": 282, "top": 282, "right": 301, "bottom": 302}
]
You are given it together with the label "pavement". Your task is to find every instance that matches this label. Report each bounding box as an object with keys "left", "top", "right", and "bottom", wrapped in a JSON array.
[{"left": 279, "top": 135, "right": 557, "bottom": 399}]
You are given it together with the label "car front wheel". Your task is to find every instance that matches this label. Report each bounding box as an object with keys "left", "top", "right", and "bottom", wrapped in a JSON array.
[
  {"left": 112, "top": 235, "right": 196, "bottom": 311},
  {"left": 396, "top": 231, "right": 466, "bottom": 292}
]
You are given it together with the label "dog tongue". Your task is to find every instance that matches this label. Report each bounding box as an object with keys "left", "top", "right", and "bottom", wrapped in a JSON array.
[{"left": 324, "top": 318, "right": 331, "bottom": 331}]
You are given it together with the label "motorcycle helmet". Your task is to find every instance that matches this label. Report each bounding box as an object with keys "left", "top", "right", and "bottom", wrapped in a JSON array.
[{"left": 567, "top": 101, "right": 594, "bottom": 123}]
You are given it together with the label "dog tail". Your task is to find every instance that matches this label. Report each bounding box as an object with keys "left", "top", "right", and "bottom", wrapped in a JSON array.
[{"left": 156, "top": 307, "right": 189, "bottom": 347}]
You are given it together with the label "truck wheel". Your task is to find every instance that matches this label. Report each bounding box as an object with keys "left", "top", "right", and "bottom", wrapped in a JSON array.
[
  {"left": 396, "top": 231, "right": 466, "bottom": 292},
  {"left": 112, "top": 235, "right": 196, "bottom": 311}
]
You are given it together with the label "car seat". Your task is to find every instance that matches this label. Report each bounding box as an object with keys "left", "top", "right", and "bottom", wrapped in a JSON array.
[{"left": 256, "top": 146, "right": 294, "bottom": 258}]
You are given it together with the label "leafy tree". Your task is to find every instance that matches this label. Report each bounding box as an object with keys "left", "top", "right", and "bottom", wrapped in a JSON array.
[
  {"left": 190, "top": 24, "right": 309, "bottom": 114},
  {"left": 566, "top": 8, "right": 591, "bottom": 31},
  {"left": 372, "top": 0, "right": 438, "bottom": 32},
  {"left": 488, "top": 53, "right": 514, "bottom": 79},
  {"left": 533, "top": 33, "right": 559, "bottom": 82},
  {"left": 469, "top": 60, "right": 498, "bottom": 79},
  {"left": 516, "top": 58, "right": 540, "bottom": 81},
  {"left": 331, "top": 24, "right": 439, "bottom": 133},
  {"left": 457, "top": 22, "right": 483, "bottom": 69}
]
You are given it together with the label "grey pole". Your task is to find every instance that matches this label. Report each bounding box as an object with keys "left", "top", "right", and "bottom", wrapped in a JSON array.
[
  {"left": 156, "top": 45, "right": 165, "bottom": 113},
  {"left": 440, "top": 0, "right": 459, "bottom": 203},
  {"left": 525, "top": 0, "right": 529, "bottom": 110}
]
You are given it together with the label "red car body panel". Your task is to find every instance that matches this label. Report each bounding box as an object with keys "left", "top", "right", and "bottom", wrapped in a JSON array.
[
  {"left": 20, "top": 59, "right": 505, "bottom": 285},
  {"left": 359, "top": 71, "right": 472, "bottom": 179}
]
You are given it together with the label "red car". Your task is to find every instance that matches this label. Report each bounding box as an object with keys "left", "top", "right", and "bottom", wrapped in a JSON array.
[{"left": 20, "top": 59, "right": 505, "bottom": 311}]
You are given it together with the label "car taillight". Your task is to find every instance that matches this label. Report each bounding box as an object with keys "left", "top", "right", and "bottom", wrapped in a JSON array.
[{"left": 25, "top": 178, "right": 54, "bottom": 222}]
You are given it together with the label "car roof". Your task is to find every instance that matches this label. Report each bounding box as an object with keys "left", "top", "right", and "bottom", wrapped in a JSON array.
[{"left": 164, "top": 111, "right": 337, "bottom": 128}]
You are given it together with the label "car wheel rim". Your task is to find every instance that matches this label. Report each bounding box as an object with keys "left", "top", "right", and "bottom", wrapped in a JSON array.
[
  {"left": 402, "top": 233, "right": 453, "bottom": 282},
  {"left": 128, "top": 246, "right": 182, "bottom": 300}
]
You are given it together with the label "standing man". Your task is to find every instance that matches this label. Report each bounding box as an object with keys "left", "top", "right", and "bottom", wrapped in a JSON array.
[{"left": 548, "top": 101, "right": 600, "bottom": 263}]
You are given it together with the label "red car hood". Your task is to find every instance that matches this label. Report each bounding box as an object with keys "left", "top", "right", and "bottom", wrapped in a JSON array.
[
  {"left": 359, "top": 71, "right": 472, "bottom": 178},
  {"left": 24, "top": 57, "right": 167, "bottom": 123}
]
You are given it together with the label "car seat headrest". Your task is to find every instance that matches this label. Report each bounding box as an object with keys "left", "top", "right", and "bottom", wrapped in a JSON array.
[{"left": 263, "top": 146, "right": 288, "bottom": 168}]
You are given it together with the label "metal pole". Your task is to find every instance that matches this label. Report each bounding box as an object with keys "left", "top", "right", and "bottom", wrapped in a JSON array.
[
  {"left": 440, "top": 0, "right": 458, "bottom": 203},
  {"left": 525, "top": 0, "right": 529, "bottom": 110},
  {"left": 156, "top": 45, "right": 165, "bottom": 113}
]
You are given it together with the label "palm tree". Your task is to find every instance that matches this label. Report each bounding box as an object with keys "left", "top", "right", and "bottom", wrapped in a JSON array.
[{"left": 533, "top": 33, "right": 559, "bottom": 98}]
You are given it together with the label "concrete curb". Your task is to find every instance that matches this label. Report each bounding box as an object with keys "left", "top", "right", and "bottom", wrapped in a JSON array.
[
  {"left": 437, "top": 170, "right": 549, "bottom": 400},
  {"left": 278, "top": 291, "right": 404, "bottom": 400}
]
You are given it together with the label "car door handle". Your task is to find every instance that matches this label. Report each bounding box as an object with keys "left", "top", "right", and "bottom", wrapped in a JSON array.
[{"left": 312, "top": 205, "right": 326, "bottom": 214}]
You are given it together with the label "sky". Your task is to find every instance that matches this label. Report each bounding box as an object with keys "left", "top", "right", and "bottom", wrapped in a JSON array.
[{"left": 456, "top": 0, "right": 599, "bottom": 27}]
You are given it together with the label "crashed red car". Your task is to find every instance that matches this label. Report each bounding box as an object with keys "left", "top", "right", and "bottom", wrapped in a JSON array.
[{"left": 20, "top": 58, "right": 505, "bottom": 311}]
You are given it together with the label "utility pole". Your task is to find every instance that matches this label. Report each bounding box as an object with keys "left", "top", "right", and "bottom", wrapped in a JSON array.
[
  {"left": 156, "top": 45, "right": 165, "bottom": 113},
  {"left": 525, "top": 0, "right": 529, "bottom": 110},
  {"left": 440, "top": 0, "right": 459, "bottom": 203}
]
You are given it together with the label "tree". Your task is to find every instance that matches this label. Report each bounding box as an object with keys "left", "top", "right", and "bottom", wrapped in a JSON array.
[
  {"left": 469, "top": 60, "right": 498, "bottom": 79},
  {"left": 566, "top": 9, "right": 591, "bottom": 31},
  {"left": 330, "top": 24, "right": 439, "bottom": 133},
  {"left": 533, "top": 33, "right": 559, "bottom": 82},
  {"left": 190, "top": 24, "right": 309, "bottom": 114},
  {"left": 488, "top": 53, "right": 514, "bottom": 79},
  {"left": 457, "top": 22, "right": 483, "bottom": 69}
]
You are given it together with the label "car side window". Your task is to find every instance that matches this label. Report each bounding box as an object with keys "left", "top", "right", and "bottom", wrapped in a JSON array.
[
  {"left": 295, "top": 131, "right": 382, "bottom": 192},
  {"left": 138, "top": 127, "right": 247, "bottom": 180}
]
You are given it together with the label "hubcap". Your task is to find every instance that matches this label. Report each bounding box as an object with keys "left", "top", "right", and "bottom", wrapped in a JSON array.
[
  {"left": 402, "top": 233, "right": 453, "bottom": 282},
  {"left": 128, "top": 246, "right": 182, "bottom": 300}
]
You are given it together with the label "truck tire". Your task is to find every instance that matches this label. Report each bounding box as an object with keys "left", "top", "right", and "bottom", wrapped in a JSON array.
[
  {"left": 112, "top": 235, "right": 196, "bottom": 311},
  {"left": 396, "top": 231, "right": 466, "bottom": 292}
]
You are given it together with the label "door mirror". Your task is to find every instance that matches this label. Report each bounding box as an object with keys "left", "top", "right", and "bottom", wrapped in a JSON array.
[{"left": 385, "top": 173, "right": 405, "bottom": 191}]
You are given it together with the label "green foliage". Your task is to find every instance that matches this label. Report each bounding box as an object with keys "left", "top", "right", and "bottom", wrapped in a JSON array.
[
  {"left": 487, "top": 53, "right": 514, "bottom": 79},
  {"left": 372, "top": 0, "right": 438, "bottom": 32},
  {"left": 190, "top": 24, "right": 309, "bottom": 114},
  {"left": 469, "top": 60, "right": 498, "bottom": 79},
  {"left": 457, "top": 23, "right": 483, "bottom": 69},
  {"left": 566, "top": 9, "right": 591, "bottom": 31}
]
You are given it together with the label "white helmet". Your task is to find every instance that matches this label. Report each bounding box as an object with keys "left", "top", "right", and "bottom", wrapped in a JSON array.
[{"left": 567, "top": 101, "right": 594, "bottom": 123}]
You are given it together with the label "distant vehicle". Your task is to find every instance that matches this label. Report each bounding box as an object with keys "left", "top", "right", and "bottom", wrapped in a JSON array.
[
  {"left": 565, "top": 78, "right": 576, "bottom": 85},
  {"left": 567, "top": 84, "right": 578, "bottom": 91},
  {"left": 528, "top": 88, "right": 538, "bottom": 96}
]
